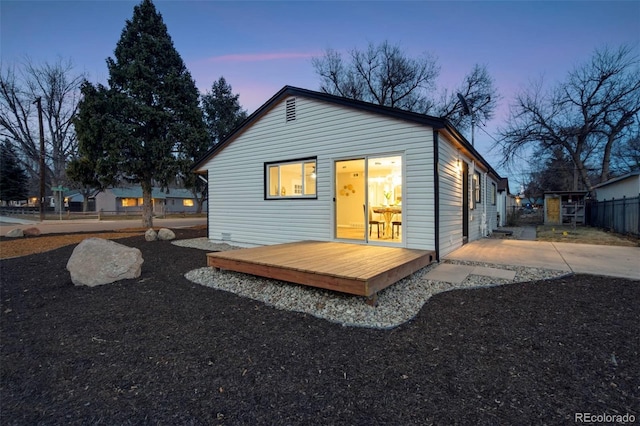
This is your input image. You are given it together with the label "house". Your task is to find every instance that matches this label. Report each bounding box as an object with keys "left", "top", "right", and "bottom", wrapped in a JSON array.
[
  {"left": 593, "top": 171, "right": 640, "bottom": 201},
  {"left": 193, "top": 86, "right": 501, "bottom": 260},
  {"left": 496, "top": 177, "right": 518, "bottom": 226},
  {"left": 95, "top": 186, "right": 203, "bottom": 215},
  {"left": 588, "top": 171, "right": 639, "bottom": 236}
]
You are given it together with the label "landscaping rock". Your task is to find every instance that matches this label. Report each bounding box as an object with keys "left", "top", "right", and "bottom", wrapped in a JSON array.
[
  {"left": 23, "top": 227, "right": 41, "bottom": 237},
  {"left": 145, "top": 228, "right": 158, "bottom": 241},
  {"left": 6, "top": 228, "right": 24, "bottom": 238},
  {"left": 66, "top": 238, "right": 144, "bottom": 287},
  {"left": 157, "top": 228, "right": 175, "bottom": 241}
]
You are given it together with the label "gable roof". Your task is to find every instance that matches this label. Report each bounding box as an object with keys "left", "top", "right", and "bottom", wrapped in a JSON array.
[
  {"left": 497, "top": 177, "right": 510, "bottom": 194},
  {"left": 192, "top": 85, "right": 501, "bottom": 180}
]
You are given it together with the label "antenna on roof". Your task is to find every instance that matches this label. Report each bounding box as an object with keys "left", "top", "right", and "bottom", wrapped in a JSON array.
[
  {"left": 455, "top": 94, "right": 491, "bottom": 147},
  {"left": 457, "top": 93, "right": 474, "bottom": 146},
  {"left": 457, "top": 93, "right": 471, "bottom": 116}
]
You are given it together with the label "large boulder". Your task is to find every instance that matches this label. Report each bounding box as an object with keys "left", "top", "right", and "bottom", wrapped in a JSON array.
[
  {"left": 66, "top": 238, "right": 144, "bottom": 287},
  {"left": 157, "top": 228, "right": 175, "bottom": 241},
  {"left": 23, "top": 227, "right": 41, "bottom": 237},
  {"left": 5, "top": 228, "right": 24, "bottom": 238},
  {"left": 144, "top": 228, "right": 158, "bottom": 241}
]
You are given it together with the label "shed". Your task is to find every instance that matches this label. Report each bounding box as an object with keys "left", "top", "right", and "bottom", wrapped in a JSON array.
[
  {"left": 193, "top": 86, "right": 502, "bottom": 260},
  {"left": 544, "top": 190, "right": 589, "bottom": 225}
]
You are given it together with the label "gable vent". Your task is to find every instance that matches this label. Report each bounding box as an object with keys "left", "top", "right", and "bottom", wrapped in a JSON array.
[{"left": 285, "top": 98, "right": 296, "bottom": 122}]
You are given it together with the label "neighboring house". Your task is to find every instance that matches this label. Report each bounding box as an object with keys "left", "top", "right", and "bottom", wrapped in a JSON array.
[
  {"left": 589, "top": 171, "right": 639, "bottom": 236},
  {"left": 95, "top": 186, "right": 203, "bottom": 214},
  {"left": 65, "top": 191, "right": 95, "bottom": 212},
  {"left": 193, "top": 86, "right": 501, "bottom": 259},
  {"left": 496, "top": 177, "right": 517, "bottom": 227},
  {"left": 593, "top": 171, "right": 640, "bottom": 201}
]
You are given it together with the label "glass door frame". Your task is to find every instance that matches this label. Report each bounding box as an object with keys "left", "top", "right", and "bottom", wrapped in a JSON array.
[
  {"left": 334, "top": 157, "right": 367, "bottom": 242},
  {"left": 333, "top": 153, "right": 405, "bottom": 247}
]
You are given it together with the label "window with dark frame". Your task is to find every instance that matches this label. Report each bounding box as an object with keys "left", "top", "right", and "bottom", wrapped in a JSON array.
[
  {"left": 491, "top": 182, "right": 497, "bottom": 205},
  {"left": 265, "top": 158, "right": 317, "bottom": 199},
  {"left": 471, "top": 171, "right": 481, "bottom": 209}
]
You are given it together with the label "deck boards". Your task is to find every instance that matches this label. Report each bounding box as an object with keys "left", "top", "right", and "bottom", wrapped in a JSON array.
[{"left": 206, "top": 241, "right": 435, "bottom": 297}]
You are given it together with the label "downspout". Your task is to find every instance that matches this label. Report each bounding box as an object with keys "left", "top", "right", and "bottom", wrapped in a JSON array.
[
  {"left": 433, "top": 130, "right": 440, "bottom": 261},
  {"left": 482, "top": 172, "right": 488, "bottom": 237}
]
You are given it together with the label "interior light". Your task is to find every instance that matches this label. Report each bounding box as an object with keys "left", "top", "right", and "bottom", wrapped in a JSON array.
[{"left": 311, "top": 166, "right": 316, "bottom": 179}]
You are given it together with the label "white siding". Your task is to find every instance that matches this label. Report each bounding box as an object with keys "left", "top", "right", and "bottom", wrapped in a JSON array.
[
  {"left": 486, "top": 175, "right": 499, "bottom": 233},
  {"left": 437, "top": 136, "right": 463, "bottom": 257},
  {"left": 595, "top": 175, "right": 640, "bottom": 201},
  {"left": 437, "top": 135, "right": 500, "bottom": 257},
  {"left": 204, "top": 96, "right": 436, "bottom": 249}
]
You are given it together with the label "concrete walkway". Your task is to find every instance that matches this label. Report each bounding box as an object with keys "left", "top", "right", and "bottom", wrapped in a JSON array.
[{"left": 444, "top": 238, "right": 639, "bottom": 280}]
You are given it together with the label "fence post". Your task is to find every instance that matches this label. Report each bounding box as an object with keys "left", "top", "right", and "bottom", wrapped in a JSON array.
[{"left": 622, "top": 197, "right": 628, "bottom": 234}]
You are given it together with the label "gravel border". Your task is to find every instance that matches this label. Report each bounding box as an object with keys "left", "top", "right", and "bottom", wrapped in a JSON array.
[{"left": 174, "top": 238, "right": 569, "bottom": 329}]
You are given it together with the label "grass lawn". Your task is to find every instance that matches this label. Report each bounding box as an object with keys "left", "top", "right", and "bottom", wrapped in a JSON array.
[{"left": 536, "top": 225, "right": 638, "bottom": 246}]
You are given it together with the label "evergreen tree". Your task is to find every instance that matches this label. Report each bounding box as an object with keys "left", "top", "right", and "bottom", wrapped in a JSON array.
[
  {"left": 180, "top": 77, "right": 247, "bottom": 213},
  {"left": 202, "top": 77, "right": 248, "bottom": 144},
  {"left": 0, "top": 139, "right": 28, "bottom": 202},
  {"left": 74, "top": 0, "right": 207, "bottom": 227}
]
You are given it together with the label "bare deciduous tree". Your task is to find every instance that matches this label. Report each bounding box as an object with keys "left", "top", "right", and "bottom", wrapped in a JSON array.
[
  {"left": 435, "top": 64, "right": 500, "bottom": 131},
  {"left": 0, "top": 57, "right": 85, "bottom": 192},
  {"left": 312, "top": 41, "right": 440, "bottom": 112},
  {"left": 612, "top": 129, "right": 640, "bottom": 173},
  {"left": 497, "top": 45, "right": 640, "bottom": 191},
  {"left": 312, "top": 41, "right": 499, "bottom": 134}
]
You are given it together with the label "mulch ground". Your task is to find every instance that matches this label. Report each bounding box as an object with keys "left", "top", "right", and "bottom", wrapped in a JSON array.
[{"left": 1, "top": 228, "right": 638, "bottom": 425}]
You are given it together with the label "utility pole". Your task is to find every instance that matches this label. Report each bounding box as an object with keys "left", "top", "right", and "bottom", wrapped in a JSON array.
[{"left": 33, "top": 97, "right": 45, "bottom": 221}]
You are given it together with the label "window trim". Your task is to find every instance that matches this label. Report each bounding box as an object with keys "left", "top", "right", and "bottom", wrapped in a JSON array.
[
  {"left": 264, "top": 157, "right": 317, "bottom": 200},
  {"left": 471, "top": 171, "right": 481, "bottom": 210},
  {"left": 491, "top": 182, "right": 497, "bottom": 206}
]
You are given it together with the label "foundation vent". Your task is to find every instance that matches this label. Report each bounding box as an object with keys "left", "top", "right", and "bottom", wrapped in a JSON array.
[{"left": 221, "top": 232, "right": 232, "bottom": 241}]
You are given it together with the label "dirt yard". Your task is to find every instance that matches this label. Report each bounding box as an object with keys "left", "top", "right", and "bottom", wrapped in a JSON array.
[
  {"left": 1, "top": 228, "right": 638, "bottom": 424},
  {"left": 536, "top": 225, "right": 638, "bottom": 246},
  {"left": 0, "top": 231, "right": 144, "bottom": 259}
]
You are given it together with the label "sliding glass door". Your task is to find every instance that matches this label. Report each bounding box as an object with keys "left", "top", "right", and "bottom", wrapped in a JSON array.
[
  {"left": 335, "top": 154, "right": 403, "bottom": 244},
  {"left": 335, "top": 159, "right": 366, "bottom": 240}
]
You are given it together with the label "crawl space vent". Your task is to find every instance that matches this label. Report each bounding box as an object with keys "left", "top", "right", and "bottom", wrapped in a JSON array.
[{"left": 285, "top": 98, "right": 296, "bottom": 122}]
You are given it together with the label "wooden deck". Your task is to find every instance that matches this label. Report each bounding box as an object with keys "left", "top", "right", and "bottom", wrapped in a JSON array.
[{"left": 206, "top": 241, "right": 435, "bottom": 301}]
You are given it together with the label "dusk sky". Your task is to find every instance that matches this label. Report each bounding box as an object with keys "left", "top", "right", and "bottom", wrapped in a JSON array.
[{"left": 2, "top": 0, "right": 639, "bottom": 185}]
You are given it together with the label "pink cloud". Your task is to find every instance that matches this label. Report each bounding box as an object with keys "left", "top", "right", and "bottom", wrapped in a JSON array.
[{"left": 206, "top": 51, "right": 321, "bottom": 63}]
